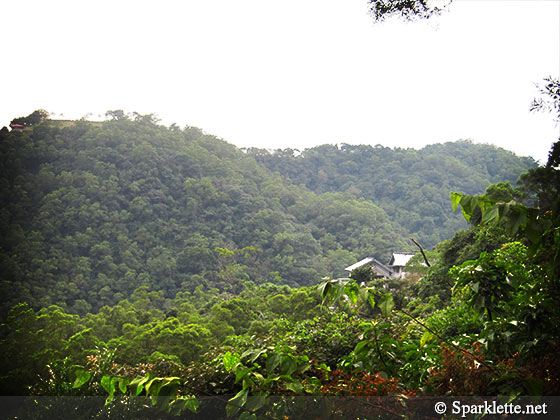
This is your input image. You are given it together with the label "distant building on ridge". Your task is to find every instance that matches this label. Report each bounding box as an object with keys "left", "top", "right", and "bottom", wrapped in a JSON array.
[
  {"left": 9, "top": 123, "right": 26, "bottom": 132},
  {"left": 344, "top": 252, "right": 415, "bottom": 280},
  {"left": 388, "top": 253, "right": 415, "bottom": 279}
]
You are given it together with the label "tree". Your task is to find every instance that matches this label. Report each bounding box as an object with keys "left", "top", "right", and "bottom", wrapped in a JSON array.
[
  {"left": 449, "top": 79, "right": 560, "bottom": 337},
  {"left": 530, "top": 77, "right": 560, "bottom": 122},
  {"left": 105, "top": 110, "right": 129, "bottom": 121},
  {"left": 485, "top": 182, "right": 520, "bottom": 203},
  {"left": 367, "top": 0, "right": 450, "bottom": 22},
  {"left": 10, "top": 110, "right": 48, "bottom": 127},
  {"left": 350, "top": 265, "right": 374, "bottom": 284},
  {"left": 530, "top": 77, "right": 560, "bottom": 167}
]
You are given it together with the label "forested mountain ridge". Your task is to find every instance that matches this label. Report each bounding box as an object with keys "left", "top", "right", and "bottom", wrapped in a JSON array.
[
  {"left": 248, "top": 142, "right": 537, "bottom": 248},
  {"left": 0, "top": 114, "right": 535, "bottom": 315},
  {"left": 1, "top": 110, "right": 559, "bottom": 411},
  {"left": 0, "top": 114, "right": 409, "bottom": 314}
]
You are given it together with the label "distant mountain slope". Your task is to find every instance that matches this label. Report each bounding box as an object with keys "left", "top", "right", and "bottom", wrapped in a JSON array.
[
  {"left": 0, "top": 115, "right": 408, "bottom": 314},
  {"left": 248, "top": 142, "right": 536, "bottom": 248}
]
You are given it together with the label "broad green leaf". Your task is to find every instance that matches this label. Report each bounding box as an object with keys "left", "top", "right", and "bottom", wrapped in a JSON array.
[
  {"left": 170, "top": 395, "right": 199, "bottom": 415},
  {"left": 72, "top": 369, "right": 91, "bottom": 388},
  {"left": 250, "top": 349, "right": 267, "bottom": 363},
  {"left": 168, "top": 399, "right": 185, "bottom": 417},
  {"left": 100, "top": 375, "right": 111, "bottom": 393},
  {"left": 367, "top": 291, "right": 375, "bottom": 309},
  {"left": 378, "top": 294, "right": 394, "bottom": 317},
  {"left": 506, "top": 208, "right": 527, "bottom": 235},
  {"left": 280, "top": 356, "right": 298, "bottom": 376},
  {"left": 183, "top": 395, "right": 199, "bottom": 413},
  {"left": 344, "top": 282, "right": 358, "bottom": 306},
  {"left": 481, "top": 205, "right": 500, "bottom": 224},
  {"left": 129, "top": 375, "right": 151, "bottom": 396},
  {"left": 420, "top": 331, "right": 433, "bottom": 347},
  {"left": 240, "top": 348, "right": 266, "bottom": 362},
  {"left": 317, "top": 280, "right": 332, "bottom": 302},
  {"left": 144, "top": 377, "right": 160, "bottom": 394},
  {"left": 157, "top": 378, "right": 181, "bottom": 396},
  {"left": 227, "top": 388, "right": 248, "bottom": 417},
  {"left": 461, "top": 200, "right": 472, "bottom": 221},
  {"left": 354, "top": 341, "right": 368, "bottom": 354},
  {"left": 101, "top": 377, "right": 118, "bottom": 404},
  {"left": 157, "top": 383, "right": 179, "bottom": 400},
  {"left": 285, "top": 381, "right": 304, "bottom": 394},
  {"left": 450, "top": 192, "right": 463, "bottom": 211},
  {"left": 235, "top": 367, "right": 253, "bottom": 384},
  {"left": 109, "top": 377, "right": 118, "bottom": 394},
  {"left": 118, "top": 378, "right": 130, "bottom": 394},
  {"left": 266, "top": 353, "right": 280, "bottom": 371},
  {"left": 240, "top": 349, "right": 253, "bottom": 359}
]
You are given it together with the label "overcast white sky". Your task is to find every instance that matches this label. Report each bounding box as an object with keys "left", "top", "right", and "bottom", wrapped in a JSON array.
[{"left": 2, "top": 0, "right": 559, "bottom": 163}]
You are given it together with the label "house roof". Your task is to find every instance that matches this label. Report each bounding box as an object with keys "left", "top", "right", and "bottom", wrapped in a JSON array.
[
  {"left": 344, "top": 257, "right": 394, "bottom": 278},
  {"left": 344, "top": 257, "right": 374, "bottom": 272},
  {"left": 389, "top": 253, "right": 415, "bottom": 267}
]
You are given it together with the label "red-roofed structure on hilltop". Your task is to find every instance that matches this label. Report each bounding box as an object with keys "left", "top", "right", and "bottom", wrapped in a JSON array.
[{"left": 9, "top": 123, "right": 26, "bottom": 132}]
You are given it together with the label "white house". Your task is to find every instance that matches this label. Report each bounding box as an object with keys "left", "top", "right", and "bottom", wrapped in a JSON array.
[
  {"left": 344, "top": 252, "right": 415, "bottom": 280},
  {"left": 388, "top": 253, "right": 415, "bottom": 279}
]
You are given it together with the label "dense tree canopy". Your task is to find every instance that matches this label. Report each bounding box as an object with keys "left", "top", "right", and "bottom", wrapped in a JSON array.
[
  {"left": 248, "top": 142, "right": 535, "bottom": 249},
  {"left": 0, "top": 114, "right": 414, "bottom": 314},
  {"left": 0, "top": 109, "right": 557, "bottom": 418},
  {"left": 9, "top": 109, "right": 49, "bottom": 127}
]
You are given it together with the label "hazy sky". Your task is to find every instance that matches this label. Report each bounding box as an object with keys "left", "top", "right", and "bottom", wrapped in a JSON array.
[{"left": 2, "top": 0, "right": 559, "bottom": 163}]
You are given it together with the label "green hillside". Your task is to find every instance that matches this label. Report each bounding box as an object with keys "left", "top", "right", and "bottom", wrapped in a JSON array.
[
  {"left": 248, "top": 142, "right": 536, "bottom": 248},
  {"left": 1, "top": 110, "right": 559, "bottom": 411},
  {"left": 0, "top": 114, "right": 409, "bottom": 314}
]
